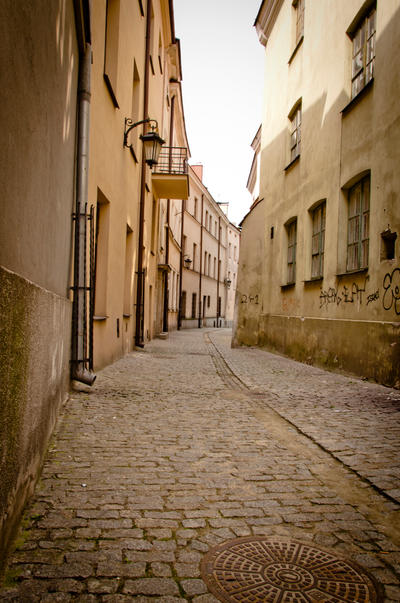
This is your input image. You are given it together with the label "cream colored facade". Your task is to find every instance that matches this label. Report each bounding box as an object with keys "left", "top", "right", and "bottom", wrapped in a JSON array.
[
  {"left": 90, "top": 0, "right": 189, "bottom": 368},
  {"left": 0, "top": 0, "right": 190, "bottom": 567},
  {"left": 180, "top": 166, "right": 238, "bottom": 328},
  {"left": 234, "top": 0, "right": 400, "bottom": 387},
  {"left": 0, "top": 0, "right": 88, "bottom": 568}
]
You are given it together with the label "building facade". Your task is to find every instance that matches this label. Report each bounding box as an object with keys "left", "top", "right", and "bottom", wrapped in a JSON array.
[
  {"left": 179, "top": 166, "right": 239, "bottom": 329},
  {"left": 90, "top": 0, "right": 189, "bottom": 368},
  {"left": 0, "top": 0, "right": 90, "bottom": 569},
  {"left": 0, "top": 0, "right": 189, "bottom": 567},
  {"left": 234, "top": 0, "right": 400, "bottom": 387}
]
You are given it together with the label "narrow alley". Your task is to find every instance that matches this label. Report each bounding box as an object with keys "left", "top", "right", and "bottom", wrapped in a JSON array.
[{"left": 1, "top": 328, "right": 400, "bottom": 602}]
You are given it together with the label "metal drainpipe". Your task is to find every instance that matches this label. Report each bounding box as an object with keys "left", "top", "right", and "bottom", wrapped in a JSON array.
[
  {"left": 135, "top": 0, "right": 152, "bottom": 347},
  {"left": 178, "top": 197, "right": 185, "bottom": 330},
  {"left": 198, "top": 194, "right": 204, "bottom": 328},
  {"left": 216, "top": 215, "right": 221, "bottom": 328},
  {"left": 163, "top": 95, "right": 175, "bottom": 332},
  {"left": 71, "top": 43, "right": 96, "bottom": 386}
]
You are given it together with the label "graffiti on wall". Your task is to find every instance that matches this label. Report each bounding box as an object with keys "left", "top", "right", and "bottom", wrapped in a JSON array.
[
  {"left": 319, "top": 269, "right": 400, "bottom": 315},
  {"left": 241, "top": 294, "right": 259, "bottom": 304},
  {"left": 382, "top": 267, "right": 400, "bottom": 315}
]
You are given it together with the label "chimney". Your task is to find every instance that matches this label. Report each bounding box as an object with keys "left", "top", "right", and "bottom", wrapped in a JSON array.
[{"left": 191, "top": 164, "right": 203, "bottom": 181}]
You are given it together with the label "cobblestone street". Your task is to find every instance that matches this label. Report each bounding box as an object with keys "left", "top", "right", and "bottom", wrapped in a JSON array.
[{"left": 1, "top": 328, "right": 400, "bottom": 602}]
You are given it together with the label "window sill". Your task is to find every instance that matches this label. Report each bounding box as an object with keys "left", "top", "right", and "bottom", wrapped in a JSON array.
[
  {"left": 129, "top": 146, "right": 138, "bottom": 164},
  {"left": 304, "top": 277, "right": 323, "bottom": 284},
  {"left": 341, "top": 78, "right": 374, "bottom": 116},
  {"left": 288, "top": 35, "right": 304, "bottom": 65},
  {"left": 103, "top": 74, "right": 119, "bottom": 108},
  {"left": 281, "top": 282, "right": 295, "bottom": 290},
  {"left": 284, "top": 155, "right": 300, "bottom": 172},
  {"left": 93, "top": 315, "right": 108, "bottom": 321},
  {"left": 123, "top": 313, "right": 131, "bottom": 318},
  {"left": 336, "top": 268, "right": 368, "bottom": 277}
]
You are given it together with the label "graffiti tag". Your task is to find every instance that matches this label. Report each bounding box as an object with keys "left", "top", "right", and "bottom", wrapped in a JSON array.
[
  {"left": 383, "top": 268, "right": 400, "bottom": 315},
  {"left": 241, "top": 294, "right": 259, "bottom": 304}
]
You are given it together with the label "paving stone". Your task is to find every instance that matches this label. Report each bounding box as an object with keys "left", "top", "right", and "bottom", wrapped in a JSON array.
[
  {"left": 122, "top": 578, "right": 179, "bottom": 595},
  {"left": 181, "top": 578, "right": 208, "bottom": 595}
]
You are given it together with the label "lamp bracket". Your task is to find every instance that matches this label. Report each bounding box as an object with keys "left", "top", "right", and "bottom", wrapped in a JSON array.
[{"left": 124, "top": 117, "right": 159, "bottom": 148}]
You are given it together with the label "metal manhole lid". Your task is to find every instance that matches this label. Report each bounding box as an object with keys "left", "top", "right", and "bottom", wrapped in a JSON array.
[{"left": 200, "top": 536, "right": 381, "bottom": 602}]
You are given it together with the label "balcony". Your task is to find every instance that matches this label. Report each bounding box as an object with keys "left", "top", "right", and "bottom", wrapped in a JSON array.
[{"left": 151, "top": 147, "right": 189, "bottom": 200}]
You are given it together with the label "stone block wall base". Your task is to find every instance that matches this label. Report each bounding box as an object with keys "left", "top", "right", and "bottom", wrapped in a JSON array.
[{"left": 256, "top": 314, "right": 400, "bottom": 388}]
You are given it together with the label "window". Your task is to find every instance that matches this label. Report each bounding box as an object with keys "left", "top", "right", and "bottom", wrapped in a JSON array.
[
  {"left": 194, "top": 197, "right": 198, "bottom": 219},
  {"left": 193, "top": 243, "right": 197, "bottom": 271},
  {"left": 287, "top": 219, "right": 297, "bottom": 284},
  {"left": 293, "top": 0, "right": 304, "bottom": 46},
  {"left": 151, "top": 198, "right": 157, "bottom": 253},
  {"left": 205, "top": 210, "right": 208, "bottom": 227},
  {"left": 311, "top": 202, "right": 326, "bottom": 279},
  {"left": 347, "top": 175, "right": 370, "bottom": 271},
  {"left": 123, "top": 225, "right": 133, "bottom": 315},
  {"left": 181, "top": 291, "right": 187, "bottom": 319},
  {"left": 207, "top": 295, "right": 211, "bottom": 308},
  {"left": 204, "top": 251, "right": 207, "bottom": 275},
  {"left": 214, "top": 257, "right": 216, "bottom": 278},
  {"left": 289, "top": 104, "right": 301, "bottom": 162},
  {"left": 350, "top": 7, "right": 376, "bottom": 99},
  {"left": 158, "top": 32, "right": 163, "bottom": 74},
  {"left": 94, "top": 190, "right": 110, "bottom": 317},
  {"left": 191, "top": 293, "right": 197, "bottom": 319},
  {"left": 130, "top": 61, "right": 140, "bottom": 157},
  {"left": 104, "top": 0, "right": 121, "bottom": 107}
]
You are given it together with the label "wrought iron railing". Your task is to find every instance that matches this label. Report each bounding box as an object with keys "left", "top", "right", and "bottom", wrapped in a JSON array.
[{"left": 153, "top": 146, "right": 188, "bottom": 175}]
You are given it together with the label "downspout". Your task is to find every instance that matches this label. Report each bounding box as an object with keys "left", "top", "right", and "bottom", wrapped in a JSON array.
[
  {"left": 135, "top": 0, "right": 152, "bottom": 347},
  {"left": 198, "top": 193, "right": 204, "bottom": 328},
  {"left": 216, "top": 216, "right": 221, "bottom": 328},
  {"left": 71, "top": 43, "right": 96, "bottom": 385},
  {"left": 163, "top": 95, "right": 175, "bottom": 332},
  {"left": 178, "top": 197, "right": 184, "bottom": 329}
]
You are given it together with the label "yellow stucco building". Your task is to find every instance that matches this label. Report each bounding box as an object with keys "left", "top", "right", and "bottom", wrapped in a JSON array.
[{"left": 234, "top": 0, "right": 400, "bottom": 387}]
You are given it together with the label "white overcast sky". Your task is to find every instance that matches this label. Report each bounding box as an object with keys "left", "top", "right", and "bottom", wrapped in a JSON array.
[{"left": 173, "top": 0, "right": 265, "bottom": 226}]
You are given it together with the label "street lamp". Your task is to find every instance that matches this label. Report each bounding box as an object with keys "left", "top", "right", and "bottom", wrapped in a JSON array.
[
  {"left": 183, "top": 256, "right": 192, "bottom": 269},
  {"left": 124, "top": 118, "right": 165, "bottom": 167},
  {"left": 224, "top": 278, "right": 232, "bottom": 288}
]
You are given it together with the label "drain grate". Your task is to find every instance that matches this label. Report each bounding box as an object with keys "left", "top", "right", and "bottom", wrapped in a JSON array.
[{"left": 201, "top": 536, "right": 380, "bottom": 602}]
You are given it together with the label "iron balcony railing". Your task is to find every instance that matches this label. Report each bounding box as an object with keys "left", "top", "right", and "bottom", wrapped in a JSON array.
[{"left": 153, "top": 146, "right": 188, "bottom": 175}]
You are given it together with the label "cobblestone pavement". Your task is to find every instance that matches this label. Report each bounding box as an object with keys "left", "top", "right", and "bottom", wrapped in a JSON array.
[{"left": 1, "top": 328, "right": 400, "bottom": 602}]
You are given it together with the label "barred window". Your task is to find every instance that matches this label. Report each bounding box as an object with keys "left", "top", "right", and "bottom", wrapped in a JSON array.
[
  {"left": 191, "top": 292, "right": 197, "bottom": 319},
  {"left": 287, "top": 219, "right": 297, "bottom": 284},
  {"left": 351, "top": 8, "right": 376, "bottom": 99},
  {"left": 347, "top": 175, "right": 370, "bottom": 271},
  {"left": 290, "top": 105, "right": 301, "bottom": 162},
  {"left": 311, "top": 203, "right": 326, "bottom": 279},
  {"left": 293, "top": 0, "right": 304, "bottom": 46}
]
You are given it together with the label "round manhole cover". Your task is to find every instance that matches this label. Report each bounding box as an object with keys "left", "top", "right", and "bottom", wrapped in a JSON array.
[{"left": 200, "top": 536, "right": 381, "bottom": 602}]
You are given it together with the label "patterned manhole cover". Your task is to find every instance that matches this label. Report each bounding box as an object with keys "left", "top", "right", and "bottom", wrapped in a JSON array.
[{"left": 200, "top": 536, "right": 381, "bottom": 602}]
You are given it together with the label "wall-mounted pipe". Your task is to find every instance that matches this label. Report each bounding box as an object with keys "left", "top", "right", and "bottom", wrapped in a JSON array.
[
  {"left": 198, "top": 194, "right": 204, "bottom": 328},
  {"left": 71, "top": 42, "right": 96, "bottom": 386},
  {"left": 135, "top": 0, "right": 152, "bottom": 347}
]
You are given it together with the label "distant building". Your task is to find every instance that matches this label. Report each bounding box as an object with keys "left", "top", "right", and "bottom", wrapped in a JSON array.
[
  {"left": 180, "top": 166, "right": 240, "bottom": 328},
  {"left": 234, "top": 0, "right": 400, "bottom": 387}
]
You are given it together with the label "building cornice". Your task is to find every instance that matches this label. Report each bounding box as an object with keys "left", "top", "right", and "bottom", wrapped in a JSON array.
[{"left": 254, "top": 0, "right": 284, "bottom": 46}]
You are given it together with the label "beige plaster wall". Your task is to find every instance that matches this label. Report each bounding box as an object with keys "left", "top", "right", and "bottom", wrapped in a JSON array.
[
  {"left": 235, "top": 0, "right": 400, "bottom": 386},
  {"left": 0, "top": 0, "right": 78, "bottom": 566}
]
